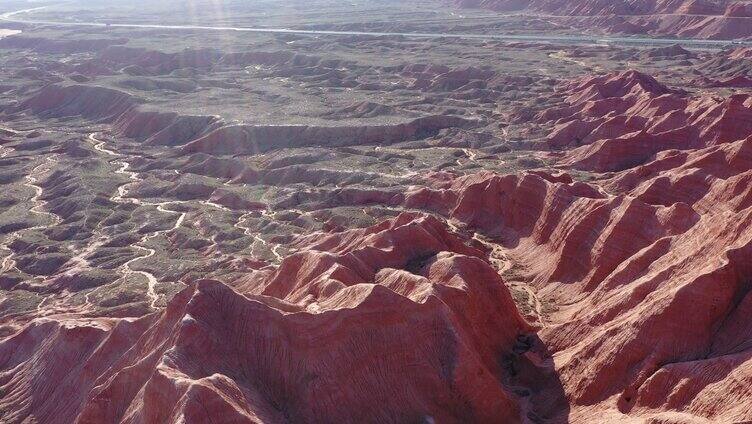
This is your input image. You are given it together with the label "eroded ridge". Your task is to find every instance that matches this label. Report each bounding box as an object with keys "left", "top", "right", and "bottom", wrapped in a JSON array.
[{"left": 0, "top": 1, "right": 750, "bottom": 423}]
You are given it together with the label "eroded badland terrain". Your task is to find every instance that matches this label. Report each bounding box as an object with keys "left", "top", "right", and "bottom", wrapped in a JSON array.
[{"left": 0, "top": 0, "right": 751, "bottom": 423}]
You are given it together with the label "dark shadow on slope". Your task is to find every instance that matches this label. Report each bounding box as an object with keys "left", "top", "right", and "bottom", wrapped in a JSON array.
[{"left": 502, "top": 333, "right": 571, "bottom": 423}]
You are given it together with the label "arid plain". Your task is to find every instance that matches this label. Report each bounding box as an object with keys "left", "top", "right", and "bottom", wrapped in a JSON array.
[{"left": 0, "top": 0, "right": 751, "bottom": 423}]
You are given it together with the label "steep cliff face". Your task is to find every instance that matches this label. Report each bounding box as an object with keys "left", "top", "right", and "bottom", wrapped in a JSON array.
[
  {"left": 423, "top": 72, "right": 752, "bottom": 423},
  {"left": 439, "top": 141, "right": 752, "bottom": 421}
]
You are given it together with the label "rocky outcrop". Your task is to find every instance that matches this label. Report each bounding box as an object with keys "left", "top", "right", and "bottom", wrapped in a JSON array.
[
  {"left": 3, "top": 16, "right": 752, "bottom": 423},
  {"left": 422, "top": 133, "right": 752, "bottom": 422},
  {"left": 542, "top": 71, "right": 752, "bottom": 171},
  {"left": 455, "top": 0, "right": 752, "bottom": 39},
  {"left": 113, "top": 109, "right": 222, "bottom": 146},
  {"left": 705, "top": 75, "right": 752, "bottom": 88},
  {"left": 181, "top": 116, "right": 478, "bottom": 155},
  {"left": 456, "top": 0, "right": 727, "bottom": 15},
  {"left": 642, "top": 44, "right": 696, "bottom": 59},
  {"left": 15, "top": 84, "right": 137, "bottom": 121},
  {"left": 0, "top": 214, "right": 533, "bottom": 423}
]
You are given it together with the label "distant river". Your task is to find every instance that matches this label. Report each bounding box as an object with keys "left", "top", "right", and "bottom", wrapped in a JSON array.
[{"left": 0, "top": 29, "right": 20, "bottom": 38}]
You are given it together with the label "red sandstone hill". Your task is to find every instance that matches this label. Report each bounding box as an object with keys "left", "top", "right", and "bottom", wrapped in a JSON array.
[
  {"left": 3, "top": 148, "right": 750, "bottom": 422},
  {"left": 441, "top": 138, "right": 752, "bottom": 422},
  {"left": 540, "top": 70, "right": 752, "bottom": 171},
  {"left": 455, "top": 0, "right": 730, "bottom": 15},
  {"left": 705, "top": 74, "right": 752, "bottom": 87},
  {"left": 7, "top": 131, "right": 748, "bottom": 422},
  {"left": 399, "top": 134, "right": 752, "bottom": 422},
  {"left": 0, "top": 214, "right": 535, "bottom": 423},
  {"left": 455, "top": 0, "right": 752, "bottom": 39},
  {"left": 2, "top": 39, "right": 752, "bottom": 422}
]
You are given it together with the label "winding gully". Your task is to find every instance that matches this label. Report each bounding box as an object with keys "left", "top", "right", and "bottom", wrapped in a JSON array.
[
  {"left": 87, "top": 132, "right": 187, "bottom": 308},
  {"left": 87, "top": 132, "right": 285, "bottom": 308},
  {"left": 0, "top": 156, "right": 61, "bottom": 276}
]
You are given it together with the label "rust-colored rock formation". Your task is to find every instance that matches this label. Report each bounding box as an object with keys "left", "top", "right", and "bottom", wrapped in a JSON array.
[
  {"left": 542, "top": 70, "right": 752, "bottom": 171},
  {"left": 5, "top": 70, "right": 750, "bottom": 421},
  {"left": 456, "top": 0, "right": 752, "bottom": 39},
  {"left": 1, "top": 215, "right": 534, "bottom": 423},
  {"left": 2, "top": 5, "right": 752, "bottom": 422}
]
